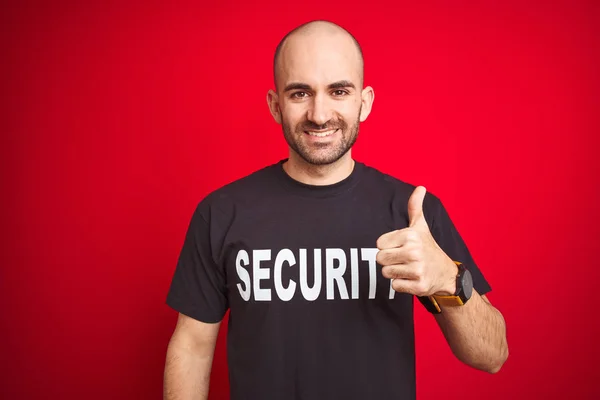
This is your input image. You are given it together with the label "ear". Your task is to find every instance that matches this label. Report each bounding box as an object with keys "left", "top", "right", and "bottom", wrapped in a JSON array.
[
  {"left": 359, "top": 86, "right": 375, "bottom": 122},
  {"left": 267, "top": 89, "right": 282, "bottom": 124}
]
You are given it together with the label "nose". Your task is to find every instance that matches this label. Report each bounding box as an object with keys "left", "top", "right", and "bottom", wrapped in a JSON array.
[{"left": 306, "top": 93, "right": 332, "bottom": 127}]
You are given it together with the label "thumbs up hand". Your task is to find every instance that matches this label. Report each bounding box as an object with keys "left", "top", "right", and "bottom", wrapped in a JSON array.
[{"left": 376, "top": 186, "right": 459, "bottom": 296}]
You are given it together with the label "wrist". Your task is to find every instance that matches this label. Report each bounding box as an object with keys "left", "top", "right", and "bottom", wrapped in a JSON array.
[
  {"left": 436, "top": 258, "right": 459, "bottom": 295},
  {"left": 419, "top": 260, "right": 474, "bottom": 314}
]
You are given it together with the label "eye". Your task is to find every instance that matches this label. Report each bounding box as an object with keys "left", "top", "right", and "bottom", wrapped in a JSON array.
[
  {"left": 291, "top": 92, "right": 308, "bottom": 99},
  {"left": 332, "top": 89, "right": 349, "bottom": 96}
]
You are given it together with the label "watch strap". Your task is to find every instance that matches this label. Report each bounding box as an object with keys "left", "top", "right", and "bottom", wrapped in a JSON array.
[
  {"left": 416, "top": 295, "right": 441, "bottom": 314},
  {"left": 431, "top": 294, "right": 466, "bottom": 307},
  {"left": 417, "top": 261, "right": 464, "bottom": 314}
]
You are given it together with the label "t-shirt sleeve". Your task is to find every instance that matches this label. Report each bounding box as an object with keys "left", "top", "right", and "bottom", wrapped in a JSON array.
[
  {"left": 165, "top": 203, "right": 229, "bottom": 323},
  {"left": 427, "top": 195, "right": 492, "bottom": 296}
]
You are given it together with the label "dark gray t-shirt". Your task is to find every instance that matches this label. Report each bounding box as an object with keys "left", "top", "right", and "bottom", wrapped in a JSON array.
[{"left": 166, "top": 159, "right": 491, "bottom": 400}]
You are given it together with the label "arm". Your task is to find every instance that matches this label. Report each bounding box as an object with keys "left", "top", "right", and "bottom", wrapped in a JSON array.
[
  {"left": 377, "top": 186, "right": 509, "bottom": 373},
  {"left": 434, "top": 285, "right": 508, "bottom": 373},
  {"left": 164, "top": 313, "right": 221, "bottom": 400}
]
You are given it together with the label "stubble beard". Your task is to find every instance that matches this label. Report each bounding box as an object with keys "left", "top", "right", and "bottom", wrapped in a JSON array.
[{"left": 282, "top": 108, "right": 362, "bottom": 166}]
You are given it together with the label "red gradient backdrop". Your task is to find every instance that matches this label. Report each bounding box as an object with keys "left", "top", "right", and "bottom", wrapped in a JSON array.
[{"left": 2, "top": 1, "right": 599, "bottom": 399}]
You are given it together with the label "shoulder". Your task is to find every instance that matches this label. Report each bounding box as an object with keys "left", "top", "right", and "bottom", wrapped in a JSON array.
[
  {"left": 194, "top": 160, "right": 283, "bottom": 220},
  {"left": 358, "top": 161, "right": 444, "bottom": 209}
]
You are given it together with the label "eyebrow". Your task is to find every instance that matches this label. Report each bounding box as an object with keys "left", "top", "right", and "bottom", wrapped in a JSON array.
[
  {"left": 328, "top": 80, "right": 356, "bottom": 90},
  {"left": 283, "top": 80, "right": 356, "bottom": 92}
]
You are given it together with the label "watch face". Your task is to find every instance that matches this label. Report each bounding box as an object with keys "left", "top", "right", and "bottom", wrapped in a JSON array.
[{"left": 462, "top": 269, "right": 474, "bottom": 300}]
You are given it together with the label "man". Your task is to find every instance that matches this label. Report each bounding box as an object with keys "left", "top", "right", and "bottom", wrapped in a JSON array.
[{"left": 164, "top": 20, "right": 508, "bottom": 400}]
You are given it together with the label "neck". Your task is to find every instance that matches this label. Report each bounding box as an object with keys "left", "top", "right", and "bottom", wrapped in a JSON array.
[{"left": 283, "top": 151, "right": 355, "bottom": 186}]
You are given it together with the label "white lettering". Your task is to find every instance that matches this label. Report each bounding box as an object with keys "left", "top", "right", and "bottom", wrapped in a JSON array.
[
  {"left": 236, "top": 250, "right": 251, "bottom": 301},
  {"left": 235, "top": 247, "right": 387, "bottom": 302},
  {"left": 361, "top": 248, "right": 379, "bottom": 299},
  {"left": 326, "top": 248, "right": 349, "bottom": 300},
  {"left": 350, "top": 248, "right": 359, "bottom": 299},
  {"left": 253, "top": 249, "right": 271, "bottom": 301},
  {"left": 274, "top": 248, "right": 296, "bottom": 301},
  {"left": 300, "top": 248, "right": 322, "bottom": 301}
]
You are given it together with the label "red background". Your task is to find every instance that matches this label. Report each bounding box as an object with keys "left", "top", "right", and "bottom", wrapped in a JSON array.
[{"left": 2, "top": 1, "right": 599, "bottom": 399}]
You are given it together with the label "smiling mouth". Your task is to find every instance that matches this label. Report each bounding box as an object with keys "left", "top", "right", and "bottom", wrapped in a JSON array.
[{"left": 304, "top": 129, "right": 339, "bottom": 138}]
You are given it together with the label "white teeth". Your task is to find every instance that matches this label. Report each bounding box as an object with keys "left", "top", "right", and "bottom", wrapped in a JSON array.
[{"left": 307, "top": 129, "right": 337, "bottom": 137}]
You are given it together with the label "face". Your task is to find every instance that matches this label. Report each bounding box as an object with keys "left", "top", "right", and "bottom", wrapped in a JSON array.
[
  {"left": 269, "top": 31, "right": 374, "bottom": 166},
  {"left": 282, "top": 101, "right": 362, "bottom": 166}
]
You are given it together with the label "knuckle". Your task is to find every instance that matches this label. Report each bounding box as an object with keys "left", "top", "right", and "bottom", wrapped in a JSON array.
[
  {"left": 375, "top": 250, "right": 385, "bottom": 264},
  {"left": 412, "top": 232, "right": 423, "bottom": 245},
  {"left": 376, "top": 250, "right": 389, "bottom": 265},
  {"left": 415, "top": 281, "right": 429, "bottom": 296},
  {"left": 408, "top": 229, "right": 419, "bottom": 242},
  {"left": 413, "top": 263, "right": 424, "bottom": 278},
  {"left": 382, "top": 266, "right": 394, "bottom": 279},
  {"left": 378, "top": 230, "right": 400, "bottom": 250},
  {"left": 408, "top": 248, "right": 421, "bottom": 262}
]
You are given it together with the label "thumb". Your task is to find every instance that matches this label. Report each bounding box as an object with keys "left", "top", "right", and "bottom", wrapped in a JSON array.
[{"left": 408, "top": 186, "right": 427, "bottom": 227}]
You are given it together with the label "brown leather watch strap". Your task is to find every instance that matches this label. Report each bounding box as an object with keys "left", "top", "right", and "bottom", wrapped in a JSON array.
[{"left": 431, "top": 294, "right": 465, "bottom": 307}]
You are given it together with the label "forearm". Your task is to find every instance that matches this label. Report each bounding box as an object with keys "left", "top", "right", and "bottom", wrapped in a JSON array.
[
  {"left": 434, "top": 290, "right": 508, "bottom": 373},
  {"left": 163, "top": 338, "right": 215, "bottom": 400}
]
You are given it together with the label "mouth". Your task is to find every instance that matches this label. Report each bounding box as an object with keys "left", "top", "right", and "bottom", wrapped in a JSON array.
[{"left": 304, "top": 129, "right": 339, "bottom": 138}]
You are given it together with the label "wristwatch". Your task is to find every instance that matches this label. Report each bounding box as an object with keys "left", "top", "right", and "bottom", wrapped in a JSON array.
[{"left": 417, "top": 261, "right": 474, "bottom": 314}]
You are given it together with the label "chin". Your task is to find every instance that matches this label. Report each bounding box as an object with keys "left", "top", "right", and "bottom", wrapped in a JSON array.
[{"left": 300, "top": 150, "right": 350, "bottom": 166}]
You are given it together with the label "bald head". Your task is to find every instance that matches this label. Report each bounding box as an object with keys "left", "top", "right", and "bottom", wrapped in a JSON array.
[{"left": 273, "top": 20, "right": 364, "bottom": 91}]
